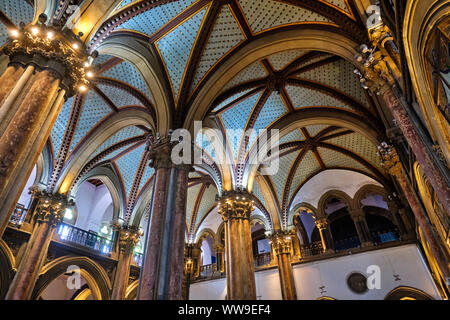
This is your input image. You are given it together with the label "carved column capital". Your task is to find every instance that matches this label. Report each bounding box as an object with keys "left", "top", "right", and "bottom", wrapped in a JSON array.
[
  {"left": 354, "top": 24, "right": 400, "bottom": 96},
  {"left": 117, "top": 226, "right": 142, "bottom": 254},
  {"left": 217, "top": 191, "right": 254, "bottom": 221},
  {"left": 377, "top": 142, "right": 405, "bottom": 178},
  {"left": 2, "top": 23, "right": 93, "bottom": 97},
  {"left": 269, "top": 231, "right": 293, "bottom": 256},
  {"left": 148, "top": 138, "right": 174, "bottom": 169},
  {"left": 315, "top": 218, "right": 329, "bottom": 230},
  {"left": 33, "top": 191, "right": 73, "bottom": 227},
  {"left": 147, "top": 136, "right": 194, "bottom": 172}
]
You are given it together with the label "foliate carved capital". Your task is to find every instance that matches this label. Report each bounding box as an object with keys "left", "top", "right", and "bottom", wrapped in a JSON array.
[
  {"left": 118, "top": 226, "right": 142, "bottom": 254},
  {"left": 148, "top": 138, "right": 173, "bottom": 169},
  {"left": 3, "top": 24, "right": 92, "bottom": 96},
  {"left": 147, "top": 136, "right": 194, "bottom": 172},
  {"left": 33, "top": 190, "right": 73, "bottom": 227},
  {"left": 269, "top": 231, "right": 294, "bottom": 256},
  {"left": 217, "top": 191, "right": 254, "bottom": 221},
  {"left": 354, "top": 25, "right": 398, "bottom": 96},
  {"left": 315, "top": 218, "right": 329, "bottom": 230},
  {"left": 377, "top": 142, "right": 405, "bottom": 178}
]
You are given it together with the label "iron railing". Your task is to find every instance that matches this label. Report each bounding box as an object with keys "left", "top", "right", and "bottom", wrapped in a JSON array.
[
  {"left": 57, "top": 223, "right": 113, "bottom": 255},
  {"left": 371, "top": 229, "right": 400, "bottom": 245}
]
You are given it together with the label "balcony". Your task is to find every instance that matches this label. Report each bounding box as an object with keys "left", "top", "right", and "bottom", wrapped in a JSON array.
[{"left": 56, "top": 223, "right": 113, "bottom": 255}]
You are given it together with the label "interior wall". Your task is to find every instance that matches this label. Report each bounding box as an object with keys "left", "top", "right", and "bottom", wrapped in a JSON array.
[
  {"left": 291, "top": 170, "right": 383, "bottom": 209},
  {"left": 74, "top": 182, "right": 113, "bottom": 233},
  {"left": 189, "top": 244, "right": 441, "bottom": 300}
]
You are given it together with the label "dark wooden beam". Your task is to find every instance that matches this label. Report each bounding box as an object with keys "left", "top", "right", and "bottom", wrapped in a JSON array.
[
  {"left": 176, "top": 2, "right": 222, "bottom": 120},
  {"left": 229, "top": 0, "right": 252, "bottom": 39}
]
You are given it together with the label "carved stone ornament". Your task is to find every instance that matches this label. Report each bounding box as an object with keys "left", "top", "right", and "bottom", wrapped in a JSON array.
[
  {"left": 269, "top": 231, "right": 294, "bottom": 256},
  {"left": 118, "top": 226, "right": 142, "bottom": 254},
  {"left": 377, "top": 142, "right": 404, "bottom": 178},
  {"left": 217, "top": 191, "right": 254, "bottom": 221},
  {"left": 32, "top": 190, "right": 74, "bottom": 227},
  {"left": 315, "top": 218, "right": 329, "bottom": 230},
  {"left": 2, "top": 24, "right": 91, "bottom": 96}
]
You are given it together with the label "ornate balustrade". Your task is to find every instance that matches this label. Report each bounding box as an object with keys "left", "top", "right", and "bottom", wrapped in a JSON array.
[
  {"left": 199, "top": 263, "right": 217, "bottom": 277},
  {"left": 300, "top": 241, "right": 324, "bottom": 257},
  {"left": 56, "top": 223, "right": 113, "bottom": 255}
]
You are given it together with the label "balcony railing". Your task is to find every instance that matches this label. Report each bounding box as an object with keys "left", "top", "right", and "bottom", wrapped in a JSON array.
[
  {"left": 200, "top": 263, "right": 217, "bottom": 277},
  {"left": 371, "top": 229, "right": 400, "bottom": 245},
  {"left": 133, "top": 252, "right": 143, "bottom": 267},
  {"left": 9, "top": 203, "right": 28, "bottom": 226},
  {"left": 57, "top": 223, "right": 113, "bottom": 255},
  {"left": 334, "top": 236, "right": 361, "bottom": 252},
  {"left": 300, "top": 241, "right": 324, "bottom": 257}
]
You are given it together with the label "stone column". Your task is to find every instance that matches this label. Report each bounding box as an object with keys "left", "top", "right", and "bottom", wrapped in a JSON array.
[
  {"left": 386, "top": 197, "right": 415, "bottom": 240},
  {"left": 315, "top": 218, "right": 334, "bottom": 253},
  {"left": 270, "top": 231, "right": 297, "bottom": 300},
  {"left": 182, "top": 244, "right": 196, "bottom": 300},
  {"left": 191, "top": 244, "right": 202, "bottom": 278},
  {"left": 360, "top": 30, "right": 450, "bottom": 213},
  {"left": 137, "top": 139, "right": 190, "bottom": 300},
  {"left": 5, "top": 191, "right": 71, "bottom": 300},
  {"left": 378, "top": 143, "right": 450, "bottom": 286},
  {"left": 349, "top": 208, "right": 372, "bottom": 247},
  {"left": 111, "top": 226, "right": 142, "bottom": 300},
  {"left": 214, "top": 244, "right": 225, "bottom": 273},
  {"left": 0, "top": 23, "right": 92, "bottom": 237},
  {"left": 218, "top": 191, "right": 256, "bottom": 300}
]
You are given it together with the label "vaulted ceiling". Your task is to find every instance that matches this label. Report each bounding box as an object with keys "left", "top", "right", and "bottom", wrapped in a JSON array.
[{"left": 0, "top": 0, "right": 390, "bottom": 235}]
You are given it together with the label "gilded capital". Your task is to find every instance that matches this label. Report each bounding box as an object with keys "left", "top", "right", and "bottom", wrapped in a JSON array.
[
  {"left": 118, "top": 226, "right": 142, "bottom": 254},
  {"left": 33, "top": 191, "right": 73, "bottom": 227},
  {"left": 315, "top": 218, "right": 329, "bottom": 230},
  {"left": 377, "top": 142, "right": 405, "bottom": 178},
  {"left": 269, "top": 231, "right": 293, "bottom": 256},
  {"left": 217, "top": 191, "right": 254, "bottom": 221},
  {"left": 354, "top": 25, "right": 400, "bottom": 96},
  {"left": 3, "top": 22, "right": 93, "bottom": 97}
]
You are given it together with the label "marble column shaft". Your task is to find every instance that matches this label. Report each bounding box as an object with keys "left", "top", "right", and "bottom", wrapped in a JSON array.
[
  {"left": 111, "top": 228, "right": 141, "bottom": 300},
  {"left": 219, "top": 195, "right": 256, "bottom": 300},
  {"left": 5, "top": 195, "right": 66, "bottom": 300},
  {"left": 271, "top": 234, "right": 297, "bottom": 300},
  {"left": 394, "top": 172, "right": 450, "bottom": 285},
  {"left": 0, "top": 69, "right": 65, "bottom": 236},
  {"left": 138, "top": 163, "right": 189, "bottom": 300},
  {"left": 382, "top": 88, "right": 450, "bottom": 213}
]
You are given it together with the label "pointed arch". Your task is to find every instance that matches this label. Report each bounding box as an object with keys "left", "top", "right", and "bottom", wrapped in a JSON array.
[
  {"left": 54, "top": 108, "right": 153, "bottom": 194},
  {"left": 32, "top": 256, "right": 112, "bottom": 300}
]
